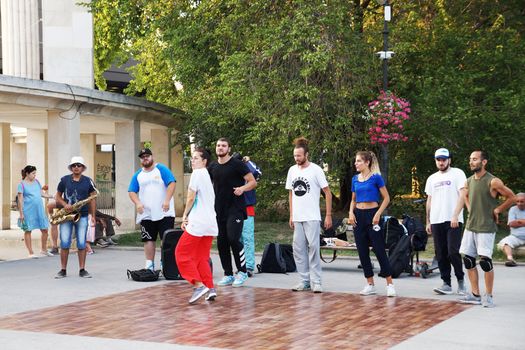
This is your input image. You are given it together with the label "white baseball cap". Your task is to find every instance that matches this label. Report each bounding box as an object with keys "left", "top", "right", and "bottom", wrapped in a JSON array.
[
  {"left": 68, "top": 156, "right": 86, "bottom": 170},
  {"left": 434, "top": 148, "right": 450, "bottom": 159}
]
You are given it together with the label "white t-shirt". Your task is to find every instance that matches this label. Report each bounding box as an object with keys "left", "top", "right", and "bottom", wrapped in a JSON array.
[
  {"left": 425, "top": 167, "right": 467, "bottom": 224},
  {"left": 186, "top": 168, "right": 218, "bottom": 237},
  {"left": 285, "top": 162, "right": 329, "bottom": 222},
  {"left": 508, "top": 205, "right": 525, "bottom": 240},
  {"left": 128, "top": 164, "right": 176, "bottom": 224}
]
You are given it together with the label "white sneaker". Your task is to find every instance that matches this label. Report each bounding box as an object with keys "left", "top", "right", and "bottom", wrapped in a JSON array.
[
  {"left": 360, "top": 284, "right": 377, "bottom": 295},
  {"left": 386, "top": 284, "right": 397, "bottom": 297}
]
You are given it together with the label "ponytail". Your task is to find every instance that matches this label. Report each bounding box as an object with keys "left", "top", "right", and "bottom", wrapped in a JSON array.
[{"left": 356, "top": 151, "right": 381, "bottom": 175}]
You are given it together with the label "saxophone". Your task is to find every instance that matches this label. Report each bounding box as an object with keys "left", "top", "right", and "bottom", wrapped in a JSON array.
[{"left": 50, "top": 194, "right": 98, "bottom": 225}]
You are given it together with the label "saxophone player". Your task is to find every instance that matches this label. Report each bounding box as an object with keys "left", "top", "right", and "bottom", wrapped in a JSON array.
[{"left": 54, "top": 156, "right": 97, "bottom": 279}]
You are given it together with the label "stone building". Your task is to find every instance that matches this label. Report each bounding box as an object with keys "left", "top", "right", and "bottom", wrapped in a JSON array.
[{"left": 0, "top": 0, "right": 185, "bottom": 230}]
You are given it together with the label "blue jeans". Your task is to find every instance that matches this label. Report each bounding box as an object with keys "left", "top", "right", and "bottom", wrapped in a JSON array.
[
  {"left": 241, "top": 216, "right": 255, "bottom": 271},
  {"left": 59, "top": 216, "right": 88, "bottom": 249}
]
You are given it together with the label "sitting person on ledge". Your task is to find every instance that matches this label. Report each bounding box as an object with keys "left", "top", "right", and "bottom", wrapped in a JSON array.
[
  {"left": 94, "top": 210, "right": 121, "bottom": 247},
  {"left": 497, "top": 192, "right": 525, "bottom": 267}
]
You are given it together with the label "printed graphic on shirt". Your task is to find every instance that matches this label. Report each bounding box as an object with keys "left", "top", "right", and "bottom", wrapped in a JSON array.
[
  {"left": 433, "top": 180, "right": 452, "bottom": 189},
  {"left": 65, "top": 189, "right": 81, "bottom": 205},
  {"left": 292, "top": 177, "right": 310, "bottom": 197}
]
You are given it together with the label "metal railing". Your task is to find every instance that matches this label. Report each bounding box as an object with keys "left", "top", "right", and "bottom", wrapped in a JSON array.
[{"left": 96, "top": 180, "right": 115, "bottom": 217}]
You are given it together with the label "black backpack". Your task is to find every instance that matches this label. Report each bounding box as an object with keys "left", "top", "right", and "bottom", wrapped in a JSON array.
[
  {"left": 382, "top": 216, "right": 406, "bottom": 251},
  {"left": 257, "top": 243, "right": 296, "bottom": 273},
  {"left": 388, "top": 234, "right": 412, "bottom": 278},
  {"left": 127, "top": 269, "right": 161, "bottom": 282},
  {"left": 402, "top": 214, "right": 428, "bottom": 252}
]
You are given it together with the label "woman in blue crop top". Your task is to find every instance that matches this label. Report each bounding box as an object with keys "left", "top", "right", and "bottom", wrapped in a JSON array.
[{"left": 349, "top": 151, "right": 396, "bottom": 297}]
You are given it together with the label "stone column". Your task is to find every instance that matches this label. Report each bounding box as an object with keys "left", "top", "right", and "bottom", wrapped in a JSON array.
[
  {"left": 151, "top": 129, "right": 169, "bottom": 166},
  {"left": 47, "top": 109, "right": 80, "bottom": 195},
  {"left": 0, "top": 123, "right": 12, "bottom": 229},
  {"left": 170, "top": 134, "right": 185, "bottom": 216},
  {"left": 115, "top": 120, "right": 140, "bottom": 230},
  {"left": 0, "top": 0, "right": 39, "bottom": 79},
  {"left": 26, "top": 129, "right": 47, "bottom": 184},
  {"left": 80, "top": 134, "right": 96, "bottom": 180},
  {"left": 42, "top": 0, "right": 94, "bottom": 88}
]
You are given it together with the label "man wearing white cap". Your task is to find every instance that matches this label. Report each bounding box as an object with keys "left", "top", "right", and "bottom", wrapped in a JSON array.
[
  {"left": 54, "top": 156, "right": 97, "bottom": 279},
  {"left": 425, "top": 148, "right": 467, "bottom": 295}
]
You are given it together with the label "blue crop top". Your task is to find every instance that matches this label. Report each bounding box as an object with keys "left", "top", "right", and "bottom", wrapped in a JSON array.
[{"left": 351, "top": 173, "right": 385, "bottom": 203}]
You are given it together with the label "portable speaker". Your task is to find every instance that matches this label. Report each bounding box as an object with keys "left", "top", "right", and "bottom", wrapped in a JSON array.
[{"left": 161, "top": 228, "right": 184, "bottom": 280}]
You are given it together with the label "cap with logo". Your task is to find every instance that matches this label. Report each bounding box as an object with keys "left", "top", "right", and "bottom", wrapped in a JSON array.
[
  {"left": 138, "top": 148, "right": 153, "bottom": 158},
  {"left": 434, "top": 148, "right": 450, "bottom": 159}
]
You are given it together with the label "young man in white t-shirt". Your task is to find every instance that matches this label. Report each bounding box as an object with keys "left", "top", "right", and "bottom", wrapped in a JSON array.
[
  {"left": 286, "top": 137, "right": 332, "bottom": 293},
  {"left": 425, "top": 148, "right": 467, "bottom": 295},
  {"left": 128, "top": 148, "right": 176, "bottom": 271}
]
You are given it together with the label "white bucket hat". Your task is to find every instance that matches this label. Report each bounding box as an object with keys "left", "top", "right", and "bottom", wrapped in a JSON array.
[{"left": 68, "top": 156, "right": 86, "bottom": 170}]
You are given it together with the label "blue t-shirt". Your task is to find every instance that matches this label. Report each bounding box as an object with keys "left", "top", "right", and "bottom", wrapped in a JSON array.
[
  {"left": 351, "top": 173, "right": 385, "bottom": 203},
  {"left": 57, "top": 175, "right": 97, "bottom": 217}
]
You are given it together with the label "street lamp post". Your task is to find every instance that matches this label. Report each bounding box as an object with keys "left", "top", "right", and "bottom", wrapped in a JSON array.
[{"left": 375, "top": 0, "right": 393, "bottom": 185}]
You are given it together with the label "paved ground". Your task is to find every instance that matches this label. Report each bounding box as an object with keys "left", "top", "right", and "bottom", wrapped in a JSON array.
[{"left": 1, "top": 242, "right": 524, "bottom": 349}]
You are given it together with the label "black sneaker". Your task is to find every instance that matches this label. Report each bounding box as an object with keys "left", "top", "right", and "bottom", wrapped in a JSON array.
[
  {"left": 55, "top": 269, "right": 67, "bottom": 279},
  {"left": 505, "top": 259, "right": 517, "bottom": 267},
  {"left": 107, "top": 238, "right": 118, "bottom": 245},
  {"left": 247, "top": 269, "right": 254, "bottom": 278},
  {"left": 79, "top": 269, "right": 92, "bottom": 278}
]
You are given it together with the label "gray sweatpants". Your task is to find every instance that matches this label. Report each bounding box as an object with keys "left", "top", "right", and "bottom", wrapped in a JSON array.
[{"left": 293, "top": 220, "right": 322, "bottom": 285}]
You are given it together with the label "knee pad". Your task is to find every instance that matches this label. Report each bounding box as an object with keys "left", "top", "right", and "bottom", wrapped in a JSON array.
[
  {"left": 479, "top": 257, "right": 493, "bottom": 272},
  {"left": 463, "top": 255, "right": 476, "bottom": 269}
]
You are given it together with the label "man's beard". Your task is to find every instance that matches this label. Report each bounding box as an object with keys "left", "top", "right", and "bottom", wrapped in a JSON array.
[
  {"left": 471, "top": 165, "right": 482, "bottom": 173},
  {"left": 439, "top": 164, "right": 450, "bottom": 172}
]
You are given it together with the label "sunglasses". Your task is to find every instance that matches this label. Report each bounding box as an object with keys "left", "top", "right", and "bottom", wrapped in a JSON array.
[{"left": 71, "top": 163, "right": 84, "bottom": 168}]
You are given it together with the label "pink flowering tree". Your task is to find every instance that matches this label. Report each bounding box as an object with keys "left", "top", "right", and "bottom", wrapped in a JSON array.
[{"left": 367, "top": 91, "right": 411, "bottom": 145}]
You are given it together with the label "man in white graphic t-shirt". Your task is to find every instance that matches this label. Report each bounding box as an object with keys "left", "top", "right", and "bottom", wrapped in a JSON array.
[
  {"left": 425, "top": 148, "right": 467, "bottom": 295},
  {"left": 286, "top": 137, "right": 332, "bottom": 293},
  {"left": 128, "top": 148, "right": 176, "bottom": 271}
]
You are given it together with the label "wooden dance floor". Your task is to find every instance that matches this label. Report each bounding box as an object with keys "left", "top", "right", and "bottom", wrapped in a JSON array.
[{"left": 0, "top": 283, "right": 469, "bottom": 349}]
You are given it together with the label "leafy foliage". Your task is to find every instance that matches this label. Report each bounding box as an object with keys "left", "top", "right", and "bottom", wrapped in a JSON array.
[{"left": 87, "top": 0, "right": 525, "bottom": 213}]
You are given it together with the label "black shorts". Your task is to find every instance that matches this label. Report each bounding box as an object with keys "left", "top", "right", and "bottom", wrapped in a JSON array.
[{"left": 140, "top": 217, "right": 175, "bottom": 242}]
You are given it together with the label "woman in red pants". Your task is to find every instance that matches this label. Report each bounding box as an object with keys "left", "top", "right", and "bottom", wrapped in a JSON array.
[{"left": 175, "top": 148, "right": 218, "bottom": 304}]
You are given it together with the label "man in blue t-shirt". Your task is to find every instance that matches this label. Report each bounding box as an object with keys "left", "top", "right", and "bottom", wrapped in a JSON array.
[
  {"left": 128, "top": 148, "right": 176, "bottom": 271},
  {"left": 232, "top": 153, "right": 262, "bottom": 277},
  {"left": 54, "top": 156, "right": 97, "bottom": 279}
]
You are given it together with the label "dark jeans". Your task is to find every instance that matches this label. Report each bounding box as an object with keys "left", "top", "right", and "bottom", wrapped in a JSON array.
[
  {"left": 217, "top": 212, "right": 246, "bottom": 276},
  {"left": 94, "top": 218, "right": 115, "bottom": 241},
  {"left": 431, "top": 222, "right": 464, "bottom": 285},
  {"left": 353, "top": 208, "right": 392, "bottom": 278}
]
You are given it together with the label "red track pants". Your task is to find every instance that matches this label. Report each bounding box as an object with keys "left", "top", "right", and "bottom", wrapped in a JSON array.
[{"left": 175, "top": 231, "right": 214, "bottom": 288}]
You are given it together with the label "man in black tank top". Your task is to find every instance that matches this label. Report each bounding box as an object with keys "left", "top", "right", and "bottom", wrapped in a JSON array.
[{"left": 210, "top": 138, "right": 257, "bottom": 288}]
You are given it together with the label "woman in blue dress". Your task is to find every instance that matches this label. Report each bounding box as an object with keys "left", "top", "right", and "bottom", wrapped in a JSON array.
[{"left": 17, "top": 165, "right": 53, "bottom": 258}]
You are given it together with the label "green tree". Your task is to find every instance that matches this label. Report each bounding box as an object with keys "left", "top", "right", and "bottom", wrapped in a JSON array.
[{"left": 87, "top": 0, "right": 525, "bottom": 214}]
